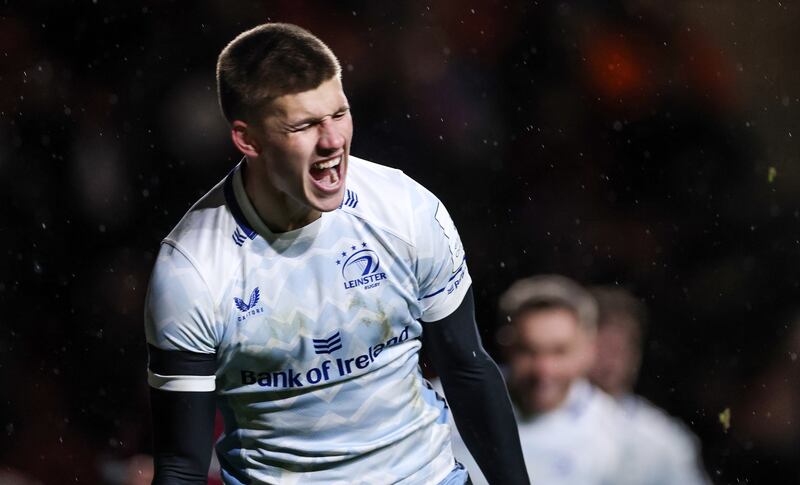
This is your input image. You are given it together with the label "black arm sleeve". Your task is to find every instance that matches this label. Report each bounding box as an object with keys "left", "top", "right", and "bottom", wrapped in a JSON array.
[
  {"left": 150, "top": 389, "right": 216, "bottom": 484},
  {"left": 148, "top": 346, "right": 217, "bottom": 484},
  {"left": 421, "top": 286, "right": 530, "bottom": 485}
]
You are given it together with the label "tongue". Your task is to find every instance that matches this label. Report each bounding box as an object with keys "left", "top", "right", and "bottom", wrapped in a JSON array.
[{"left": 310, "top": 166, "right": 339, "bottom": 186}]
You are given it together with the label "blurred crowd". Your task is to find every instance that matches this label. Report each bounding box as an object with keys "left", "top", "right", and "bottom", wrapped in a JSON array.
[{"left": 2, "top": 1, "right": 800, "bottom": 483}]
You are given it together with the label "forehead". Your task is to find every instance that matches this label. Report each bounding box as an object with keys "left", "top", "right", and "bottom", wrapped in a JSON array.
[
  {"left": 268, "top": 76, "right": 347, "bottom": 121},
  {"left": 514, "top": 307, "right": 585, "bottom": 345}
]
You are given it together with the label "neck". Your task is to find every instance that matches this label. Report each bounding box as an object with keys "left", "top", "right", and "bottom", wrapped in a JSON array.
[{"left": 242, "top": 158, "right": 320, "bottom": 233}]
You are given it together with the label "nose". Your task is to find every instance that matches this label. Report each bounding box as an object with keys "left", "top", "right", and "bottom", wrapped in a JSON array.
[{"left": 317, "top": 118, "right": 345, "bottom": 154}]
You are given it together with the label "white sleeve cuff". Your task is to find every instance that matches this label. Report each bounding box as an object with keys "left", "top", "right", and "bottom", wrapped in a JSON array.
[
  {"left": 147, "top": 369, "right": 216, "bottom": 392},
  {"left": 420, "top": 271, "right": 473, "bottom": 323}
]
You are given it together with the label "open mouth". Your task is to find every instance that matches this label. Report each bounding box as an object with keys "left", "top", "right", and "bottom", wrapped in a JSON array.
[{"left": 309, "top": 155, "right": 344, "bottom": 191}]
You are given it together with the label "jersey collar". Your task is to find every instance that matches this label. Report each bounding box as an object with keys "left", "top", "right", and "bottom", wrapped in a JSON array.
[{"left": 224, "top": 160, "right": 328, "bottom": 244}]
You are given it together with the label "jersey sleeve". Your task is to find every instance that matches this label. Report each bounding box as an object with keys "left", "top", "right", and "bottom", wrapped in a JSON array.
[
  {"left": 144, "top": 242, "right": 219, "bottom": 392},
  {"left": 411, "top": 184, "right": 472, "bottom": 322}
]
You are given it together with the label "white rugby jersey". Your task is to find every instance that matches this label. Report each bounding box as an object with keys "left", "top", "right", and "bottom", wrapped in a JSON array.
[
  {"left": 447, "top": 379, "right": 625, "bottom": 485},
  {"left": 144, "top": 155, "right": 472, "bottom": 484},
  {"left": 615, "top": 395, "right": 710, "bottom": 485}
]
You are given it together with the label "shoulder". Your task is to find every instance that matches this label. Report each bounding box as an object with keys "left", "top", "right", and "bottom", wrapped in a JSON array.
[
  {"left": 570, "top": 383, "right": 625, "bottom": 448},
  {"left": 155, "top": 173, "right": 246, "bottom": 302},
  {"left": 546, "top": 382, "right": 624, "bottom": 440},
  {"left": 625, "top": 395, "right": 701, "bottom": 453},
  {"left": 341, "top": 155, "right": 440, "bottom": 247}
]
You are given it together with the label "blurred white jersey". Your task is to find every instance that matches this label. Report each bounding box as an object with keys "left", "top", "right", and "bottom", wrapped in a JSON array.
[
  {"left": 145, "top": 156, "right": 472, "bottom": 484},
  {"left": 615, "top": 394, "right": 710, "bottom": 485},
  {"left": 448, "top": 379, "right": 624, "bottom": 485}
]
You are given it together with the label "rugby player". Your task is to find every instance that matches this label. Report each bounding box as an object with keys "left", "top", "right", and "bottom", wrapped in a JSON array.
[
  {"left": 144, "top": 23, "right": 528, "bottom": 484},
  {"left": 589, "top": 286, "right": 710, "bottom": 485},
  {"left": 448, "top": 275, "right": 624, "bottom": 484}
]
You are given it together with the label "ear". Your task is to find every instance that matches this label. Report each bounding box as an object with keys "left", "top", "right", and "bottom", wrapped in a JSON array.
[{"left": 231, "top": 120, "right": 260, "bottom": 158}]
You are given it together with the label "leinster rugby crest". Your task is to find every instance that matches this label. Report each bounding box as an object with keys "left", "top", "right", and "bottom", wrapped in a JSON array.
[{"left": 336, "top": 242, "right": 387, "bottom": 291}]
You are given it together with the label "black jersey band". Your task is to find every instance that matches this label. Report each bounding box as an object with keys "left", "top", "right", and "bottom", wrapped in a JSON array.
[{"left": 147, "top": 344, "right": 217, "bottom": 376}]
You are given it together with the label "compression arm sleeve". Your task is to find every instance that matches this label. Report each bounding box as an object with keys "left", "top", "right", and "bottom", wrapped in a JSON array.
[
  {"left": 421, "top": 285, "right": 530, "bottom": 484},
  {"left": 149, "top": 347, "right": 217, "bottom": 484}
]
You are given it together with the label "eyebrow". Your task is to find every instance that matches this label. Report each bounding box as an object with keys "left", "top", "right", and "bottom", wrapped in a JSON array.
[{"left": 285, "top": 105, "right": 350, "bottom": 129}]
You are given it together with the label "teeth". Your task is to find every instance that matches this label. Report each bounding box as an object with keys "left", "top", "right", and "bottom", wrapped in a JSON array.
[{"left": 312, "top": 156, "right": 341, "bottom": 170}]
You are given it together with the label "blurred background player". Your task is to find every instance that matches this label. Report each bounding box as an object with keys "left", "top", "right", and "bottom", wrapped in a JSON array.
[
  {"left": 588, "top": 286, "right": 710, "bottom": 485},
  {"left": 447, "top": 275, "right": 624, "bottom": 484}
]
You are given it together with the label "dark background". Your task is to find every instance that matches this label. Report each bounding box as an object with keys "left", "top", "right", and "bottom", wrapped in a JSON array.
[{"left": 2, "top": 1, "right": 800, "bottom": 483}]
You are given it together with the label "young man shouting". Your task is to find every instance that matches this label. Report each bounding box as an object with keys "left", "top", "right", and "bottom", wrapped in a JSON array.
[{"left": 144, "top": 23, "right": 528, "bottom": 485}]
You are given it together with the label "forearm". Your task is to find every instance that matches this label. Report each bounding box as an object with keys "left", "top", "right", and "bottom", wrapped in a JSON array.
[
  {"left": 442, "top": 353, "right": 527, "bottom": 484},
  {"left": 150, "top": 388, "right": 216, "bottom": 484},
  {"left": 422, "top": 287, "right": 529, "bottom": 484},
  {"left": 150, "top": 389, "right": 215, "bottom": 485},
  {"left": 148, "top": 345, "right": 217, "bottom": 484}
]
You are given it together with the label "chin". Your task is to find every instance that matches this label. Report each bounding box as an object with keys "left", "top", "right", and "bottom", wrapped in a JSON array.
[
  {"left": 530, "top": 388, "right": 569, "bottom": 413},
  {"left": 310, "top": 190, "right": 345, "bottom": 213},
  {"left": 534, "top": 399, "right": 561, "bottom": 413}
]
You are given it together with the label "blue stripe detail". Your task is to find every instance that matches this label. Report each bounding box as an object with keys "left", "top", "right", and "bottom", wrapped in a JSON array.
[
  {"left": 312, "top": 331, "right": 341, "bottom": 344},
  {"left": 421, "top": 288, "right": 446, "bottom": 300},
  {"left": 312, "top": 331, "right": 342, "bottom": 354},
  {"left": 314, "top": 343, "right": 342, "bottom": 354},
  {"left": 313, "top": 338, "right": 341, "bottom": 347},
  {"left": 232, "top": 227, "right": 247, "bottom": 246},
  {"left": 223, "top": 164, "right": 258, "bottom": 242},
  {"left": 340, "top": 189, "right": 359, "bottom": 209},
  {"left": 314, "top": 338, "right": 342, "bottom": 349},
  {"left": 447, "top": 261, "right": 466, "bottom": 282},
  {"left": 419, "top": 258, "right": 467, "bottom": 300}
]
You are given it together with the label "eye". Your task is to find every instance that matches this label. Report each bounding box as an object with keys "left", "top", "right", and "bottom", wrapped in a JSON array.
[
  {"left": 289, "top": 124, "right": 312, "bottom": 133},
  {"left": 332, "top": 109, "right": 350, "bottom": 120}
]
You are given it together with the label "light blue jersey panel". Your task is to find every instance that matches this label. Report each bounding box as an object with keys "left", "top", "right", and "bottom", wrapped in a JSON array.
[{"left": 144, "top": 156, "right": 472, "bottom": 484}]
